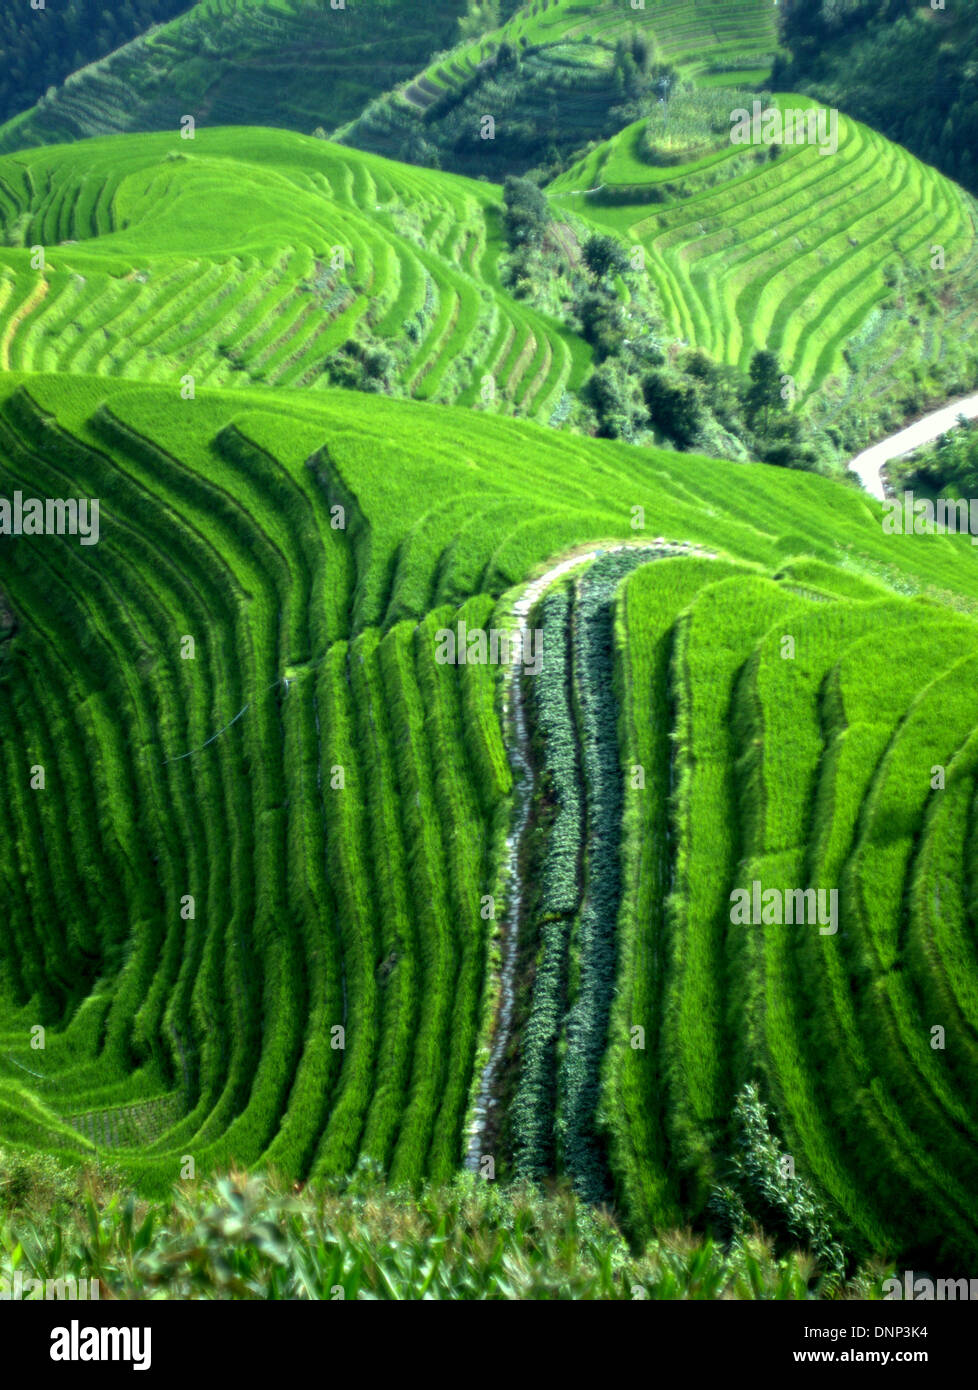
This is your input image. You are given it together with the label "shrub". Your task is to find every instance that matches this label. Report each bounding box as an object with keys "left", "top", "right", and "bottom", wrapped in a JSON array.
[{"left": 643, "top": 370, "right": 703, "bottom": 448}]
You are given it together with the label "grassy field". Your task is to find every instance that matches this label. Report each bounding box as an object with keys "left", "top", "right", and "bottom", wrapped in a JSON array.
[
  {"left": 603, "top": 557, "right": 978, "bottom": 1265},
  {"left": 2, "top": 114, "right": 972, "bottom": 464},
  {"left": 363, "top": 0, "right": 779, "bottom": 122},
  {"left": 0, "top": 1, "right": 779, "bottom": 163},
  {"left": 2, "top": 0, "right": 978, "bottom": 1295},
  {"left": 338, "top": 0, "right": 780, "bottom": 176},
  {"left": 2, "top": 370, "right": 978, "bottom": 1271}
]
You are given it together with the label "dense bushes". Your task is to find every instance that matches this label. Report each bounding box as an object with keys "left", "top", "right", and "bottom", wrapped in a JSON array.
[
  {"left": 558, "top": 552, "right": 656, "bottom": 1203},
  {"left": 511, "top": 589, "right": 581, "bottom": 1178},
  {"left": 708, "top": 1085, "right": 846, "bottom": 1277}
]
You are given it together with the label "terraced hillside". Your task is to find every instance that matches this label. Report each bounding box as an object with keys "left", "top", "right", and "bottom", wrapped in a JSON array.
[
  {"left": 551, "top": 95, "right": 978, "bottom": 440},
  {"left": 0, "top": 0, "right": 468, "bottom": 158},
  {"left": 0, "top": 129, "right": 585, "bottom": 419},
  {"left": 371, "top": 0, "right": 777, "bottom": 117},
  {"left": 340, "top": 0, "right": 779, "bottom": 174},
  {"left": 3, "top": 373, "right": 978, "bottom": 1271}
]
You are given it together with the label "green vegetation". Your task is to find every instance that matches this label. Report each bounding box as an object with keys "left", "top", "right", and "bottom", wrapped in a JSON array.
[
  {"left": 895, "top": 418, "right": 978, "bottom": 498},
  {"left": 4, "top": 105, "right": 969, "bottom": 469},
  {"left": 551, "top": 95, "right": 978, "bottom": 457},
  {"left": 776, "top": 0, "right": 978, "bottom": 197},
  {"left": 0, "top": 0, "right": 469, "bottom": 158},
  {"left": 0, "top": 1, "right": 192, "bottom": 130},
  {"left": 0, "top": 128, "right": 584, "bottom": 422},
  {"left": 5, "top": 371, "right": 978, "bottom": 1235},
  {"left": 603, "top": 554, "right": 978, "bottom": 1267},
  {"left": 341, "top": 0, "right": 779, "bottom": 176},
  {"left": 3, "top": 0, "right": 978, "bottom": 1302},
  {"left": 0, "top": 1156, "right": 893, "bottom": 1300}
]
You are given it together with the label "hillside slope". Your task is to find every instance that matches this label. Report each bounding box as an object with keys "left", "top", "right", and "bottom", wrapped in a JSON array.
[
  {"left": 3, "top": 374, "right": 978, "bottom": 1270},
  {"left": 0, "top": 0, "right": 468, "bottom": 157},
  {"left": 0, "top": 1, "right": 193, "bottom": 130},
  {"left": 340, "top": 0, "right": 780, "bottom": 175},
  {"left": 775, "top": 0, "right": 978, "bottom": 198},
  {"left": 550, "top": 94, "right": 978, "bottom": 446},
  {"left": 0, "top": 128, "right": 586, "bottom": 420}
]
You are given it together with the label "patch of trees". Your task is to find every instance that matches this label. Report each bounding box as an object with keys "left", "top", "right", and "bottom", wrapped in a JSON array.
[
  {"left": 322, "top": 337, "right": 399, "bottom": 395},
  {"left": 776, "top": 0, "right": 978, "bottom": 195},
  {"left": 500, "top": 186, "right": 820, "bottom": 470},
  {"left": 458, "top": 0, "right": 501, "bottom": 42},
  {"left": 502, "top": 175, "right": 550, "bottom": 250},
  {"left": 0, "top": 0, "right": 193, "bottom": 126}
]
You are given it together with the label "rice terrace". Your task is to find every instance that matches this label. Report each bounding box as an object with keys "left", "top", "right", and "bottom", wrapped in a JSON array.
[{"left": 1, "top": 0, "right": 978, "bottom": 1333}]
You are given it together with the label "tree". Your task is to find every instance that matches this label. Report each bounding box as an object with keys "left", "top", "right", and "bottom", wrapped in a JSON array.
[
  {"left": 458, "top": 0, "right": 501, "bottom": 41},
  {"left": 584, "top": 359, "right": 648, "bottom": 440},
  {"left": 744, "top": 349, "right": 786, "bottom": 435},
  {"left": 582, "top": 233, "right": 630, "bottom": 282},
  {"left": 502, "top": 176, "right": 550, "bottom": 249},
  {"left": 643, "top": 370, "right": 703, "bottom": 448},
  {"left": 577, "top": 290, "right": 626, "bottom": 361}
]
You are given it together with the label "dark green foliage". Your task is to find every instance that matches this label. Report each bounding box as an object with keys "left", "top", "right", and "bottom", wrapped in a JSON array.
[
  {"left": 576, "top": 290, "right": 626, "bottom": 360},
  {"left": 777, "top": 0, "right": 978, "bottom": 196},
  {"left": 583, "top": 359, "right": 648, "bottom": 441},
  {"left": 0, "top": 0, "right": 470, "bottom": 157},
  {"left": 781, "top": 0, "right": 914, "bottom": 50},
  {"left": 322, "top": 338, "right": 400, "bottom": 395},
  {"left": 643, "top": 370, "right": 704, "bottom": 449},
  {"left": 582, "top": 234, "right": 632, "bottom": 283},
  {"left": 708, "top": 1084, "right": 847, "bottom": 1277},
  {"left": 743, "top": 349, "right": 786, "bottom": 435},
  {"left": 512, "top": 590, "right": 580, "bottom": 1179},
  {"left": 502, "top": 175, "right": 551, "bottom": 250},
  {"left": 558, "top": 550, "right": 659, "bottom": 1205},
  {"left": 345, "top": 38, "right": 673, "bottom": 181},
  {"left": 0, "top": 0, "right": 191, "bottom": 127},
  {"left": 901, "top": 420, "right": 978, "bottom": 497}
]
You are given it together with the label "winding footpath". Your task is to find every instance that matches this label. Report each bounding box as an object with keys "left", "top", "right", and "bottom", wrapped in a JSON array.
[{"left": 848, "top": 393, "right": 978, "bottom": 500}]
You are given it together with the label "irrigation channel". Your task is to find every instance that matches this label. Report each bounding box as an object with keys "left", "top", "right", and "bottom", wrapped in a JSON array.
[
  {"left": 848, "top": 392, "right": 978, "bottom": 500},
  {"left": 464, "top": 539, "right": 706, "bottom": 1176}
]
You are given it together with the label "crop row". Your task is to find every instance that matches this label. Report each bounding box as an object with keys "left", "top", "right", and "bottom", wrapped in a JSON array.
[{"left": 611, "top": 563, "right": 978, "bottom": 1261}]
